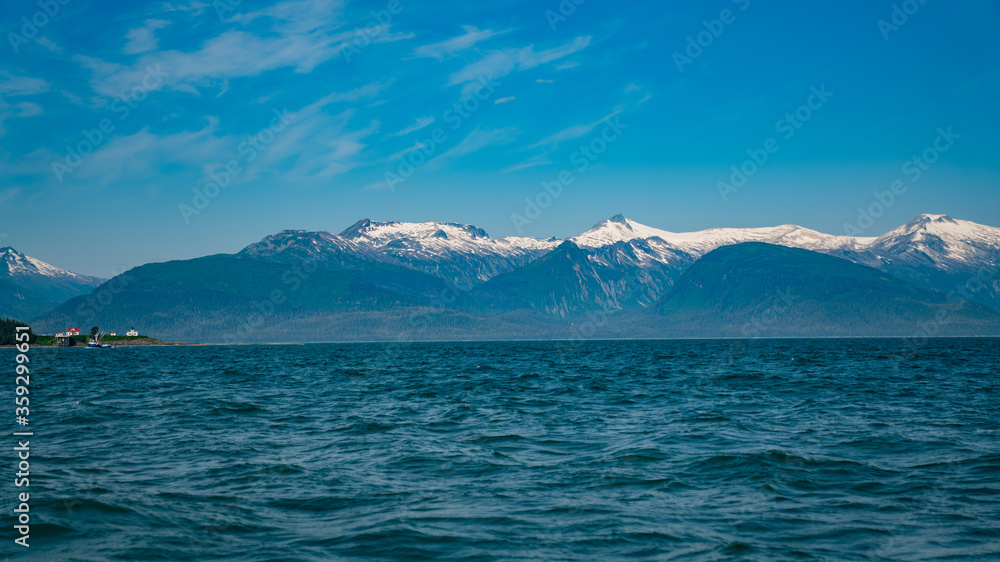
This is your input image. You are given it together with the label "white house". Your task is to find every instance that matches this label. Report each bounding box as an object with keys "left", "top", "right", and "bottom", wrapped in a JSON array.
[{"left": 126, "top": 328, "right": 139, "bottom": 336}]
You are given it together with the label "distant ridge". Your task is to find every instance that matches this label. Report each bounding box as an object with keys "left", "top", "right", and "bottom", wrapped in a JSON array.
[
  {"left": 642, "top": 242, "right": 1000, "bottom": 337},
  {"left": 241, "top": 213, "right": 1000, "bottom": 311},
  {"left": 28, "top": 214, "right": 1000, "bottom": 343}
]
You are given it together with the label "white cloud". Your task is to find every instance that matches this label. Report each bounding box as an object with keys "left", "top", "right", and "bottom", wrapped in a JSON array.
[
  {"left": 123, "top": 19, "right": 171, "bottom": 55},
  {"left": 362, "top": 179, "right": 394, "bottom": 191},
  {"left": 0, "top": 72, "right": 50, "bottom": 97},
  {"left": 75, "top": 0, "right": 399, "bottom": 98},
  {"left": 413, "top": 25, "right": 510, "bottom": 60},
  {"left": 625, "top": 83, "right": 641, "bottom": 94},
  {"left": 40, "top": 80, "right": 390, "bottom": 189},
  {"left": 447, "top": 36, "right": 591, "bottom": 97},
  {"left": 0, "top": 73, "right": 50, "bottom": 137},
  {"left": 536, "top": 79, "right": 555, "bottom": 84},
  {"left": 494, "top": 96, "right": 516, "bottom": 105},
  {"left": 503, "top": 155, "right": 553, "bottom": 173},
  {"left": 160, "top": 1, "right": 209, "bottom": 14},
  {"left": 425, "top": 126, "right": 518, "bottom": 170},
  {"left": 390, "top": 116, "right": 435, "bottom": 137},
  {"left": 12, "top": 102, "right": 43, "bottom": 118},
  {"left": 527, "top": 106, "right": 624, "bottom": 149},
  {"left": 35, "top": 37, "right": 60, "bottom": 52},
  {"left": 384, "top": 142, "right": 428, "bottom": 162},
  {"left": 555, "top": 61, "right": 579, "bottom": 70}
]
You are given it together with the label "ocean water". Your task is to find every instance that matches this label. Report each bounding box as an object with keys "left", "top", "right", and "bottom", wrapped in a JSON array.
[{"left": 4, "top": 338, "right": 1000, "bottom": 560}]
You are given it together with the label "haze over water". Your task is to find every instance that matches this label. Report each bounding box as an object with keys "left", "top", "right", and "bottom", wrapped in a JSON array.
[{"left": 7, "top": 338, "right": 1000, "bottom": 560}]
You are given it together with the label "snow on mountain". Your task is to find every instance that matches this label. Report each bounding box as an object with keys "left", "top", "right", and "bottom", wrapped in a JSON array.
[
  {"left": 243, "top": 220, "right": 559, "bottom": 291},
  {"left": 1, "top": 247, "right": 103, "bottom": 285},
  {"left": 339, "top": 219, "right": 557, "bottom": 254},
  {"left": 867, "top": 214, "right": 1000, "bottom": 267},
  {"left": 241, "top": 214, "right": 1000, "bottom": 311},
  {"left": 0, "top": 247, "right": 106, "bottom": 320},
  {"left": 573, "top": 214, "right": 872, "bottom": 255},
  {"left": 571, "top": 213, "right": 1000, "bottom": 310},
  {"left": 855, "top": 214, "right": 1000, "bottom": 309}
]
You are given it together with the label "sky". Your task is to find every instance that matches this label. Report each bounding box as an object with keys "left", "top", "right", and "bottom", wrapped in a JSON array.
[{"left": 0, "top": 0, "right": 998, "bottom": 277}]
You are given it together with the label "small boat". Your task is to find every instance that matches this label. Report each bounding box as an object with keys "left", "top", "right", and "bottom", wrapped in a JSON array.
[{"left": 87, "top": 332, "right": 111, "bottom": 348}]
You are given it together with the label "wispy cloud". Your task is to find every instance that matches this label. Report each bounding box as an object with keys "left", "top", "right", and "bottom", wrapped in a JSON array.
[
  {"left": 503, "top": 155, "right": 553, "bottom": 173},
  {"left": 40, "top": 79, "right": 390, "bottom": 191},
  {"left": 412, "top": 25, "right": 510, "bottom": 60},
  {"left": 159, "top": 1, "right": 210, "bottom": 15},
  {"left": 527, "top": 106, "right": 624, "bottom": 149},
  {"left": 35, "top": 37, "right": 60, "bottom": 52},
  {"left": 74, "top": 0, "right": 369, "bottom": 98},
  {"left": 494, "top": 96, "right": 516, "bottom": 105},
  {"left": 123, "top": 19, "right": 171, "bottom": 55},
  {"left": 0, "top": 72, "right": 50, "bottom": 97},
  {"left": 426, "top": 127, "right": 519, "bottom": 170},
  {"left": 447, "top": 36, "right": 591, "bottom": 97},
  {"left": 0, "top": 73, "right": 49, "bottom": 137},
  {"left": 390, "top": 116, "right": 435, "bottom": 137}
]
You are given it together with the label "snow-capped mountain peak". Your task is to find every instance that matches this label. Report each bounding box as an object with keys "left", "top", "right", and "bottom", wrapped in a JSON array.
[
  {"left": 877, "top": 214, "right": 998, "bottom": 245},
  {"left": 868, "top": 214, "right": 1000, "bottom": 266},
  {"left": 573, "top": 216, "right": 868, "bottom": 255},
  {"left": 239, "top": 213, "right": 999, "bottom": 313},
  {"left": 574, "top": 216, "right": 676, "bottom": 248},
  {"left": 340, "top": 219, "right": 490, "bottom": 242},
  {"left": 1, "top": 246, "right": 98, "bottom": 282},
  {"left": 0, "top": 246, "right": 106, "bottom": 320}
]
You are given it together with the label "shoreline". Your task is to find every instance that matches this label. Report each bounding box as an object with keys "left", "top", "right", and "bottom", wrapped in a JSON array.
[
  {"left": 1, "top": 339, "right": 198, "bottom": 348},
  {"left": 5, "top": 335, "right": 998, "bottom": 348}
]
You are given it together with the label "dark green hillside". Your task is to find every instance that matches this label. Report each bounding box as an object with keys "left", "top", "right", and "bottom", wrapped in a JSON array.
[
  {"left": 31, "top": 255, "right": 423, "bottom": 342},
  {"left": 641, "top": 243, "right": 1000, "bottom": 337},
  {"left": 29, "top": 254, "right": 571, "bottom": 343},
  {"left": 0, "top": 278, "right": 63, "bottom": 322},
  {"left": 239, "top": 238, "right": 464, "bottom": 304},
  {"left": 469, "top": 241, "right": 624, "bottom": 317}
]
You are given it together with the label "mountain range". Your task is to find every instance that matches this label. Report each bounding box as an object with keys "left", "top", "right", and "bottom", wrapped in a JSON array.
[
  {"left": 0, "top": 247, "right": 104, "bottom": 321},
  {"left": 26, "top": 214, "right": 1000, "bottom": 342}
]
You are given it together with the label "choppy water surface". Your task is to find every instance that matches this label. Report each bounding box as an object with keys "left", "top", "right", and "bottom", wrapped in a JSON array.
[{"left": 5, "top": 339, "right": 1000, "bottom": 560}]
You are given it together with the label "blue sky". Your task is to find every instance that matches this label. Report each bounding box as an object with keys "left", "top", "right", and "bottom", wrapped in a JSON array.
[{"left": 1, "top": 0, "right": 998, "bottom": 277}]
